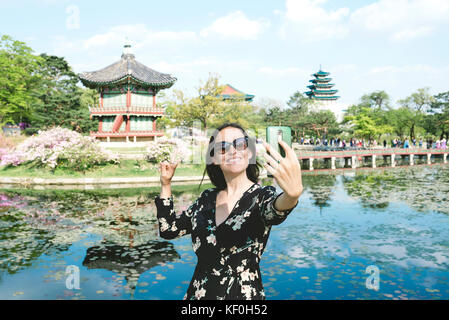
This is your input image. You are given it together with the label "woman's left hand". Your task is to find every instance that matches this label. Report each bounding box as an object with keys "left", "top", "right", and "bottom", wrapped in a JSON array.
[{"left": 262, "top": 138, "right": 303, "bottom": 199}]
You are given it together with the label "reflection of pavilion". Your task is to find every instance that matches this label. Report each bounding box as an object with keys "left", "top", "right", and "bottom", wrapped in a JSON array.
[{"left": 82, "top": 241, "right": 180, "bottom": 298}]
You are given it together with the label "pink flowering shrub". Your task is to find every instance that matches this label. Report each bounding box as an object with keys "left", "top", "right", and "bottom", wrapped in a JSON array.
[
  {"left": 145, "top": 137, "right": 191, "bottom": 164},
  {"left": 0, "top": 127, "right": 119, "bottom": 171}
]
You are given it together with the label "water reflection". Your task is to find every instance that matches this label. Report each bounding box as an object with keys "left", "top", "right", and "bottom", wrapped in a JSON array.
[
  {"left": 1, "top": 167, "right": 449, "bottom": 299},
  {"left": 83, "top": 241, "right": 180, "bottom": 297},
  {"left": 303, "top": 175, "right": 337, "bottom": 214}
]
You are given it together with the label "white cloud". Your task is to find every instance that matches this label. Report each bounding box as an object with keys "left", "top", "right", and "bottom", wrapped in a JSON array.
[
  {"left": 390, "top": 26, "right": 434, "bottom": 42},
  {"left": 350, "top": 0, "right": 449, "bottom": 41},
  {"left": 278, "top": 0, "right": 449, "bottom": 42},
  {"left": 280, "top": 0, "right": 350, "bottom": 41},
  {"left": 200, "top": 11, "right": 270, "bottom": 40}
]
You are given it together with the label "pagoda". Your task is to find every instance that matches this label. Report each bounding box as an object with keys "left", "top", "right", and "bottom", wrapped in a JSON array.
[
  {"left": 220, "top": 84, "right": 254, "bottom": 102},
  {"left": 305, "top": 68, "right": 339, "bottom": 103},
  {"left": 79, "top": 44, "right": 177, "bottom": 142}
]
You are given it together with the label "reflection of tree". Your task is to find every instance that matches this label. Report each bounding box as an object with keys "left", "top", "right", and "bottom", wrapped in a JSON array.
[
  {"left": 303, "top": 175, "right": 337, "bottom": 213},
  {"left": 341, "top": 167, "right": 449, "bottom": 213},
  {"left": 83, "top": 241, "right": 180, "bottom": 297},
  {"left": 0, "top": 187, "right": 205, "bottom": 282},
  {"left": 342, "top": 172, "right": 395, "bottom": 209},
  {"left": 0, "top": 194, "right": 72, "bottom": 276}
]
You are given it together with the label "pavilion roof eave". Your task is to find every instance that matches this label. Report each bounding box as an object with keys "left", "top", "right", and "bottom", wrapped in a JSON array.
[{"left": 79, "top": 74, "right": 177, "bottom": 90}]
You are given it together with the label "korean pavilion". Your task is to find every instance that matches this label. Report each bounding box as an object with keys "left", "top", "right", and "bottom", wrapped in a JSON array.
[
  {"left": 79, "top": 44, "right": 177, "bottom": 142},
  {"left": 305, "top": 69, "right": 339, "bottom": 103},
  {"left": 220, "top": 84, "right": 254, "bottom": 102}
]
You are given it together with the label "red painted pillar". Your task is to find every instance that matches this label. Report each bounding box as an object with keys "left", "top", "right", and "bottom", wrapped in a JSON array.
[
  {"left": 153, "top": 118, "right": 156, "bottom": 131},
  {"left": 100, "top": 90, "right": 103, "bottom": 108},
  {"left": 153, "top": 95, "right": 156, "bottom": 108},
  {"left": 126, "top": 116, "right": 130, "bottom": 133},
  {"left": 98, "top": 118, "right": 103, "bottom": 132}
]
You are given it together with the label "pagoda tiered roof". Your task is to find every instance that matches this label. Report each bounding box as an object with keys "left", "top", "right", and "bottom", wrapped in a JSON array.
[
  {"left": 312, "top": 70, "right": 330, "bottom": 77},
  {"left": 79, "top": 49, "right": 176, "bottom": 89},
  {"left": 305, "top": 68, "right": 339, "bottom": 102}
]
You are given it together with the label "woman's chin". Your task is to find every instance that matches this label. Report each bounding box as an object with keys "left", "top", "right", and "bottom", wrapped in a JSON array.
[{"left": 221, "top": 163, "right": 248, "bottom": 174}]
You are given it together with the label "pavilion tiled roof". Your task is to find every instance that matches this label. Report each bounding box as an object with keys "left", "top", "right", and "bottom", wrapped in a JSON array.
[{"left": 79, "top": 51, "right": 177, "bottom": 89}]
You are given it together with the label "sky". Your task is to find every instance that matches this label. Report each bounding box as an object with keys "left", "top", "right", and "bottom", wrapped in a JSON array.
[{"left": 1, "top": 0, "right": 449, "bottom": 117}]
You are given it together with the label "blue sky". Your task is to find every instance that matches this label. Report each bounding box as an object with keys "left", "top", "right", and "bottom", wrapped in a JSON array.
[{"left": 1, "top": 0, "right": 449, "bottom": 115}]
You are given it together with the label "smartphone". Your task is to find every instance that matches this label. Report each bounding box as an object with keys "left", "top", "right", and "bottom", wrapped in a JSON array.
[{"left": 266, "top": 126, "right": 292, "bottom": 177}]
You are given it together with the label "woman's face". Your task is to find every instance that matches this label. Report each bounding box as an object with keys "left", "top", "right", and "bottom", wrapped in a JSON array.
[{"left": 213, "top": 127, "right": 252, "bottom": 175}]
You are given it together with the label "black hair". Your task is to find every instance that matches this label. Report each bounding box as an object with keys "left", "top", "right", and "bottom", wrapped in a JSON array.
[{"left": 199, "top": 122, "right": 261, "bottom": 191}]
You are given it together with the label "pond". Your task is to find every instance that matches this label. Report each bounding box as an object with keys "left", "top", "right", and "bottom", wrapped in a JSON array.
[{"left": 1, "top": 165, "right": 449, "bottom": 300}]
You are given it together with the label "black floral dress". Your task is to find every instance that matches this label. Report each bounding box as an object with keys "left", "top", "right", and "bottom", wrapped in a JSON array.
[{"left": 154, "top": 183, "right": 297, "bottom": 300}]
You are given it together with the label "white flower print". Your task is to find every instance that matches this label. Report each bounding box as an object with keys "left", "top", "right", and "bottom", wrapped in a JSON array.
[
  {"left": 195, "top": 288, "right": 206, "bottom": 299},
  {"left": 206, "top": 233, "right": 217, "bottom": 246},
  {"left": 226, "top": 215, "right": 246, "bottom": 230},
  {"left": 241, "top": 285, "right": 252, "bottom": 299},
  {"left": 162, "top": 198, "right": 171, "bottom": 206},
  {"left": 193, "top": 237, "right": 201, "bottom": 252},
  {"left": 159, "top": 218, "right": 169, "bottom": 232}
]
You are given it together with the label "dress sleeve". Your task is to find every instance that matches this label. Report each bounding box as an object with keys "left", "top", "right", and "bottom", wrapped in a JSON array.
[
  {"left": 154, "top": 189, "right": 207, "bottom": 240},
  {"left": 258, "top": 185, "right": 298, "bottom": 226}
]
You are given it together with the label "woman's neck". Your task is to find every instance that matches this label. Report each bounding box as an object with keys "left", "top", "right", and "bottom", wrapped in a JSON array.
[{"left": 223, "top": 172, "right": 254, "bottom": 197}]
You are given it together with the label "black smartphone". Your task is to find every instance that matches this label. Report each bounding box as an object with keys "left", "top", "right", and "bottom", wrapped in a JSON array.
[{"left": 266, "top": 126, "right": 292, "bottom": 177}]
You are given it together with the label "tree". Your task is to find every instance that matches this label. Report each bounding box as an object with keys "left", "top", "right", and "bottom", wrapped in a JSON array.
[
  {"left": 0, "top": 35, "right": 42, "bottom": 126},
  {"left": 343, "top": 106, "right": 392, "bottom": 140},
  {"left": 170, "top": 73, "right": 225, "bottom": 133},
  {"left": 29, "top": 54, "right": 97, "bottom": 134},
  {"left": 397, "top": 87, "right": 434, "bottom": 139},
  {"left": 304, "top": 110, "right": 340, "bottom": 138},
  {"left": 428, "top": 91, "right": 449, "bottom": 140},
  {"left": 360, "top": 90, "right": 390, "bottom": 110}
]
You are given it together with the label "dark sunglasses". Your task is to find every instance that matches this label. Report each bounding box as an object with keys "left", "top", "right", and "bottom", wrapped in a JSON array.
[{"left": 214, "top": 136, "right": 248, "bottom": 155}]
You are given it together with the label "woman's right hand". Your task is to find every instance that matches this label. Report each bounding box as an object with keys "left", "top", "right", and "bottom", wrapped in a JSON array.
[{"left": 160, "top": 160, "right": 179, "bottom": 185}]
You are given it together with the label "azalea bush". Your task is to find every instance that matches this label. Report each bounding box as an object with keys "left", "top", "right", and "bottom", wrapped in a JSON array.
[
  {"left": 145, "top": 136, "right": 191, "bottom": 164},
  {"left": 0, "top": 127, "right": 119, "bottom": 171}
]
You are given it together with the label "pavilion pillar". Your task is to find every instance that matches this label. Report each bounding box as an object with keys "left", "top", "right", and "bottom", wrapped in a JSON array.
[
  {"left": 444, "top": 153, "right": 447, "bottom": 164},
  {"left": 351, "top": 156, "right": 357, "bottom": 169},
  {"left": 391, "top": 154, "right": 396, "bottom": 167},
  {"left": 98, "top": 117, "right": 103, "bottom": 132},
  {"left": 153, "top": 95, "right": 156, "bottom": 108},
  {"left": 309, "top": 158, "right": 314, "bottom": 171},
  {"left": 372, "top": 155, "right": 376, "bottom": 168},
  {"left": 331, "top": 157, "right": 336, "bottom": 170},
  {"left": 410, "top": 154, "right": 414, "bottom": 166},
  {"left": 153, "top": 118, "right": 156, "bottom": 131},
  {"left": 126, "top": 116, "right": 130, "bottom": 133},
  {"left": 427, "top": 153, "right": 432, "bottom": 165}
]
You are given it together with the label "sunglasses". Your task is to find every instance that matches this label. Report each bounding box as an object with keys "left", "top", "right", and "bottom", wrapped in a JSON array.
[{"left": 214, "top": 136, "right": 249, "bottom": 155}]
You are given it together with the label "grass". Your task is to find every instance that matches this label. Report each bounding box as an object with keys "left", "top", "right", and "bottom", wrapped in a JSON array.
[{"left": 0, "top": 159, "right": 206, "bottom": 179}]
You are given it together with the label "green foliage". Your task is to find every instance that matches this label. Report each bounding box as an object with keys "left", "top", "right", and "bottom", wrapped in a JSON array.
[
  {"left": 0, "top": 35, "right": 42, "bottom": 126},
  {"left": 29, "top": 54, "right": 97, "bottom": 134},
  {"left": 170, "top": 73, "right": 225, "bottom": 132}
]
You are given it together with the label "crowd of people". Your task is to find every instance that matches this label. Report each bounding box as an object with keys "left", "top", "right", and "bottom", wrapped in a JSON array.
[{"left": 300, "top": 137, "right": 448, "bottom": 149}]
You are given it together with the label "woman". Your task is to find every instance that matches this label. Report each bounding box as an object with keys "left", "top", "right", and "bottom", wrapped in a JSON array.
[{"left": 154, "top": 123, "right": 303, "bottom": 300}]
